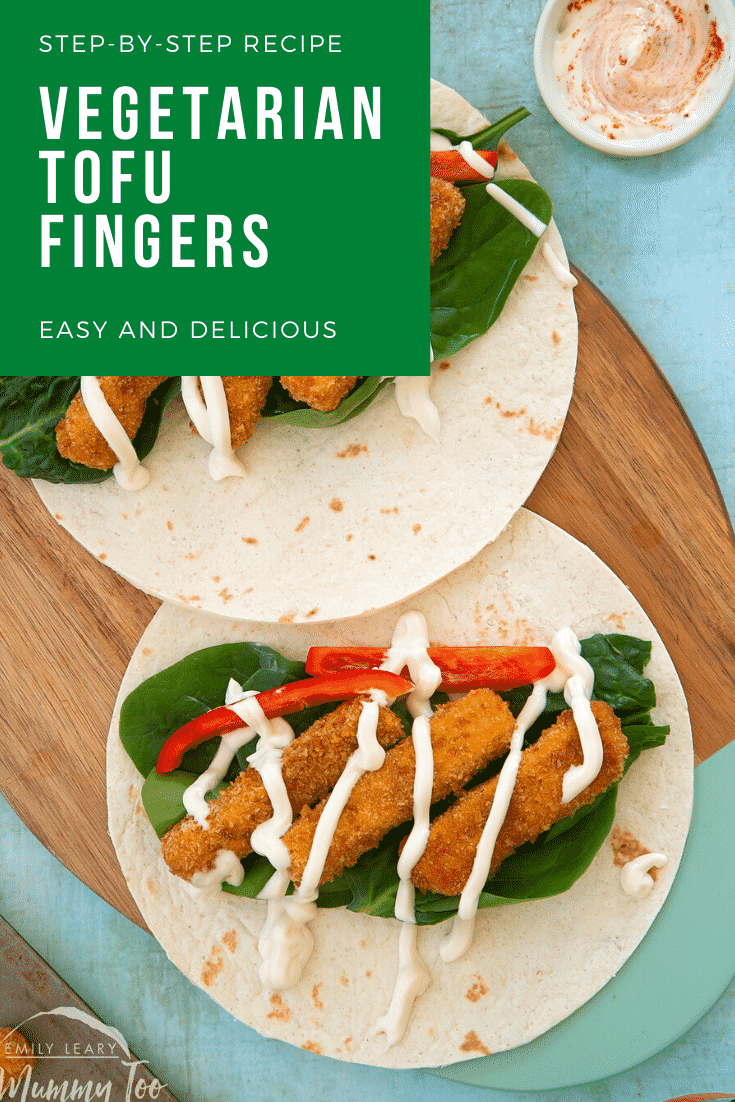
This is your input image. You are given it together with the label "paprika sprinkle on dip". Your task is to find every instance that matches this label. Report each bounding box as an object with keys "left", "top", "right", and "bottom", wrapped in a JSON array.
[{"left": 553, "top": 0, "right": 725, "bottom": 140}]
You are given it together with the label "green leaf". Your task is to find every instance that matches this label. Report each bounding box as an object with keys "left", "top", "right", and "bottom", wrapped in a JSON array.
[
  {"left": 262, "top": 376, "right": 391, "bottom": 426},
  {"left": 0, "top": 376, "right": 180, "bottom": 483},
  {"left": 431, "top": 106, "right": 531, "bottom": 150},
  {"left": 119, "top": 642, "right": 308, "bottom": 779},
  {"left": 141, "top": 768, "right": 228, "bottom": 838},
  {"left": 430, "top": 180, "right": 552, "bottom": 361}
]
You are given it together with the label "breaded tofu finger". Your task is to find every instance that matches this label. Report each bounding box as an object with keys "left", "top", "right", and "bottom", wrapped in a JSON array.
[
  {"left": 189, "top": 376, "right": 272, "bottom": 450},
  {"left": 430, "top": 176, "right": 465, "bottom": 265},
  {"left": 411, "top": 700, "right": 628, "bottom": 896},
  {"left": 56, "top": 376, "right": 169, "bottom": 470},
  {"left": 279, "top": 376, "right": 358, "bottom": 413},
  {"left": 161, "top": 698, "right": 404, "bottom": 881},
  {"left": 284, "top": 689, "right": 516, "bottom": 888}
]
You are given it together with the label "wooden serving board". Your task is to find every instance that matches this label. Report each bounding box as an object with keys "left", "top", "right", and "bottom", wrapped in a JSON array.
[{"left": 2, "top": 269, "right": 735, "bottom": 932}]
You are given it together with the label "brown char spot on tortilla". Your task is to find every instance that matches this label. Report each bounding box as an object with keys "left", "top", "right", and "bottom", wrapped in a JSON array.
[
  {"left": 611, "top": 828, "right": 659, "bottom": 880},
  {"left": 523, "top": 273, "right": 539, "bottom": 282},
  {"left": 466, "top": 977, "right": 489, "bottom": 1003},
  {"left": 312, "top": 984, "right": 323, "bottom": 1010},
  {"left": 145, "top": 877, "right": 157, "bottom": 899},
  {"left": 497, "top": 403, "right": 527, "bottom": 419},
  {"left": 460, "top": 1030, "right": 490, "bottom": 1055},
  {"left": 340, "top": 975, "right": 349, "bottom": 987},
  {"left": 201, "top": 946, "right": 225, "bottom": 988},
  {"left": 305, "top": 608, "right": 319, "bottom": 618},
  {"left": 380, "top": 507, "right": 399, "bottom": 515},
  {"left": 413, "top": 524, "right": 421, "bottom": 534},
  {"left": 267, "top": 993, "right": 291, "bottom": 1022},
  {"left": 301, "top": 1041, "right": 322, "bottom": 1054},
  {"left": 99, "top": 553, "right": 107, "bottom": 561},
  {"left": 295, "top": 516, "right": 310, "bottom": 532},
  {"left": 330, "top": 498, "right": 344, "bottom": 512},
  {"left": 242, "top": 536, "right": 258, "bottom": 545},
  {"left": 218, "top": 587, "right": 234, "bottom": 604},
  {"left": 525, "top": 417, "right": 561, "bottom": 441},
  {"left": 437, "top": 360, "right": 451, "bottom": 370},
  {"left": 337, "top": 443, "right": 368, "bottom": 458},
  {"left": 278, "top": 611, "right": 297, "bottom": 624},
  {"left": 166, "top": 520, "right": 174, "bottom": 531},
  {"left": 552, "top": 330, "right": 562, "bottom": 346},
  {"left": 222, "top": 929, "right": 238, "bottom": 952}
]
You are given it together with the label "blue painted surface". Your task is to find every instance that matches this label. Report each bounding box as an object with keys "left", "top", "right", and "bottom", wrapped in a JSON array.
[{"left": 2, "top": 4, "right": 734, "bottom": 1098}]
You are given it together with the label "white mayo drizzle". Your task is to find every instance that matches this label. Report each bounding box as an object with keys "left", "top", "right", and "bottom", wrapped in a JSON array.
[
  {"left": 79, "top": 377, "right": 151, "bottom": 491},
  {"left": 485, "top": 183, "right": 547, "bottom": 238},
  {"left": 180, "top": 376, "right": 247, "bottom": 480},
  {"left": 182, "top": 685, "right": 295, "bottom": 898},
  {"left": 620, "top": 852, "right": 668, "bottom": 898},
  {"left": 450, "top": 140, "right": 577, "bottom": 286},
  {"left": 541, "top": 242, "right": 578, "bottom": 288},
  {"left": 258, "top": 693, "right": 391, "bottom": 990},
  {"left": 457, "top": 140, "right": 495, "bottom": 179},
  {"left": 190, "top": 848, "right": 244, "bottom": 891},
  {"left": 440, "top": 627, "right": 601, "bottom": 963},
  {"left": 374, "top": 611, "right": 442, "bottom": 1047},
  {"left": 394, "top": 377, "right": 441, "bottom": 442}
]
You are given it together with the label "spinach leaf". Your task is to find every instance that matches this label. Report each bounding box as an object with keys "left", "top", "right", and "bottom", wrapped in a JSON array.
[
  {"left": 119, "top": 642, "right": 308, "bottom": 779},
  {"left": 430, "top": 180, "right": 553, "bottom": 361},
  {"left": 0, "top": 376, "right": 180, "bottom": 483},
  {"left": 431, "top": 107, "right": 531, "bottom": 151},
  {"left": 262, "top": 376, "right": 391, "bottom": 427}
]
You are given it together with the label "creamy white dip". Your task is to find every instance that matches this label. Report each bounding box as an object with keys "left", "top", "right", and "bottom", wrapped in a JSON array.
[{"left": 553, "top": 0, "right": 725, "bottom": 140}]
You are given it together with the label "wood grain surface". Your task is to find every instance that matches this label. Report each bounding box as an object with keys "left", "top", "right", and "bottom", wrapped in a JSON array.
[{"left": 2, "top": 269, "right": 735, "bottom": 931}]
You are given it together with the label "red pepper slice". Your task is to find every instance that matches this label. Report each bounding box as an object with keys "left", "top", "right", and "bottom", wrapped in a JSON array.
[
  {"left": 430, "top": 148, "right": 498, "bottom": 183},
  {"left": 155, "top": 670, "right": 414, "bottom": 774},
  {"left": 305, "top": 646, "right": 555, "bottom": 692}
]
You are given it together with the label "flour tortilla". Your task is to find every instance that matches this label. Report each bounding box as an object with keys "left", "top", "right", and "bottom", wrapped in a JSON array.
[
  {"left": 107, "top": 509, "right": 691, "bottom": 1069},
  {"left": 36, "top": 84, "right": 576, "bottom": 624}
]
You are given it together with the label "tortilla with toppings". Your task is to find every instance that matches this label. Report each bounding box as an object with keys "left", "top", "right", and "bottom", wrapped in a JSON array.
[
  {"left": 3, "top": 84, "right": 578, "bottom": 624},
  {"left": 107, "top": 509, "right": 692, "bottom": 1069}
]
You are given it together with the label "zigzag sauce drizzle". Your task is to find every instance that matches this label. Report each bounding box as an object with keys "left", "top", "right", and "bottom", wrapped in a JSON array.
[{"left": 440, "top": 627, "right": 600, "bottom": 963}]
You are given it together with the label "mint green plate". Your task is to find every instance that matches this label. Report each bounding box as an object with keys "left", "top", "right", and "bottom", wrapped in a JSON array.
[{"left": 432, "top": 740, "right": 735, "bottom": 1090}]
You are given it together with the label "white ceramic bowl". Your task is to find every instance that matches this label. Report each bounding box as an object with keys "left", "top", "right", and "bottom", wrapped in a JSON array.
[{"left": 534, "top": 0, "right": 735, "bottom": 156}]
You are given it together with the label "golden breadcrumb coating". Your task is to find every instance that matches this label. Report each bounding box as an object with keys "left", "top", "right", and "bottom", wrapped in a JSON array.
[
  {"left": 279, "top": 376, "right": 358, "bottom": 413},
  {"left": 411, "top": 700, "right": 628, "bottom": 896},
  {"left": 284, "top": 688, "right": 516, "bottom": 888},
  {"left": 56, "top": 376, "right": 169, "bottom": 470},
  {"left": 189, "top": 376, "right": 272, "bottom": 450},
  {"left": 160, "top": 699, "right": 404, "bottom": 881},
  {"left": 430, "top": 176, "right": 465, "bottom": 265}
]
